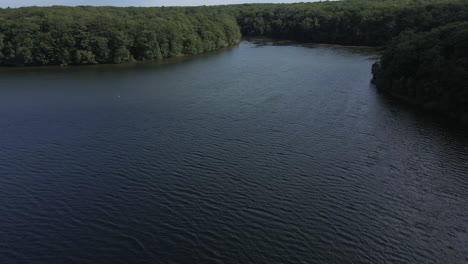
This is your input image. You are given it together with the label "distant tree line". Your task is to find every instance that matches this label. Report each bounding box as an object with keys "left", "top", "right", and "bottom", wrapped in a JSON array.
[
  {"left": 230, "top": 0, "right": 468, "bottom": 46},
  {"left": 1, "top": 0, "right": 467, "bottom": 67},
  {"left": 0, "top": 6, "right": 241, "bottom": 66}
]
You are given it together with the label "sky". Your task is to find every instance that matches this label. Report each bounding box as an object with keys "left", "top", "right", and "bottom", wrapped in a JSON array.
[{"left": 0, "top": 0, "right": 320, "bottom": 8}]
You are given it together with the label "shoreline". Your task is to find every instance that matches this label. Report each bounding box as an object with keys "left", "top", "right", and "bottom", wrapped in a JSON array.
[
  {"left": 0, "top": 38, "right": 380, "bottom": 71},
  {"left": 0, "top": 41, "right": 242, "bottom": 71},
  {"left": 243, "top": 36, "right": 380, "bottom": 49}
]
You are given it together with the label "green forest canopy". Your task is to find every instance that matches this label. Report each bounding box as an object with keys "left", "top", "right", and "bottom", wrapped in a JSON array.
[
  {"left": 0, "top": 0, "right": 466, "bottom": 66},
  {"left": 0, "top": 6, "right": 241, "bottom": 66},
  {"left": 372, "top": 21, "right": 468, "bottom": 121}
]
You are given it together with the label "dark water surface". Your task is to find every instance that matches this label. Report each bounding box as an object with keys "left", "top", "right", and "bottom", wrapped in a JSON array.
[{"left": 1, "top": 40, "right": 467, "bottom": 264}]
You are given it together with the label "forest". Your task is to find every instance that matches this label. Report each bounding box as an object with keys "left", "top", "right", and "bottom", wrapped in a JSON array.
[
  {"left": 0, "top": 0, "right": 467, "bottom": 66},
  {"left": 0, "top": 0, "right": 467, "bottom": 120},
  {"left": 0, "top": 6, "right": 241, "bottom": 66},
  {"left": 371, "top": 21, "right": 468, "bottom": 121},
  {"left": 230, "top": 0, "right": 468, "bottom": 46}
]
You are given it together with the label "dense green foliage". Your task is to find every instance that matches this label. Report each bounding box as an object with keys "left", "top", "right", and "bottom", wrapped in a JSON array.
[
  {"left": 1, "top": 0, "right": 467, "bottom": 66},
  {"left": 0, "top": 6, "right": 241, "bottom": 66},
  {"left": 233, "top": 0, "right": 468, "bottom": 45},
  {"left": 372, "top": 22, "right": 468, "bottom": 121}
]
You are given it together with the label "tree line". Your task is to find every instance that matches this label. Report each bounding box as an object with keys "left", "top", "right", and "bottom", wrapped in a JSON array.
[
  {"left": 229, "top": 0, "right": 468, "bottom": 46},
  {"left": 1, "top": 0, "right": 467, "bottom": 66},
  {"left": 372, "top": 21, "right": 468, "bottom": 122},
  {"left": 0, "top": 6, "right": 241, "bottom": 66}
]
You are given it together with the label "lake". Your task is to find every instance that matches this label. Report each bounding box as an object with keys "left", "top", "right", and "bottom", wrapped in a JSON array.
[{"left": 1, "top": 40, "right": 467, "bottom": 264}]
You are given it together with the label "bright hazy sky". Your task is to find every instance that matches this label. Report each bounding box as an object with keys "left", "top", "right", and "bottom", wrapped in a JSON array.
[{"left": 0, "top": 0, "right": 320, "bottom": 8}]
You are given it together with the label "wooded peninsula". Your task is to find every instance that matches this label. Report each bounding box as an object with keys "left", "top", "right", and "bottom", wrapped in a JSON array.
[{"left": 0, "top": 0, "right": 467, "bottom": 121}]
